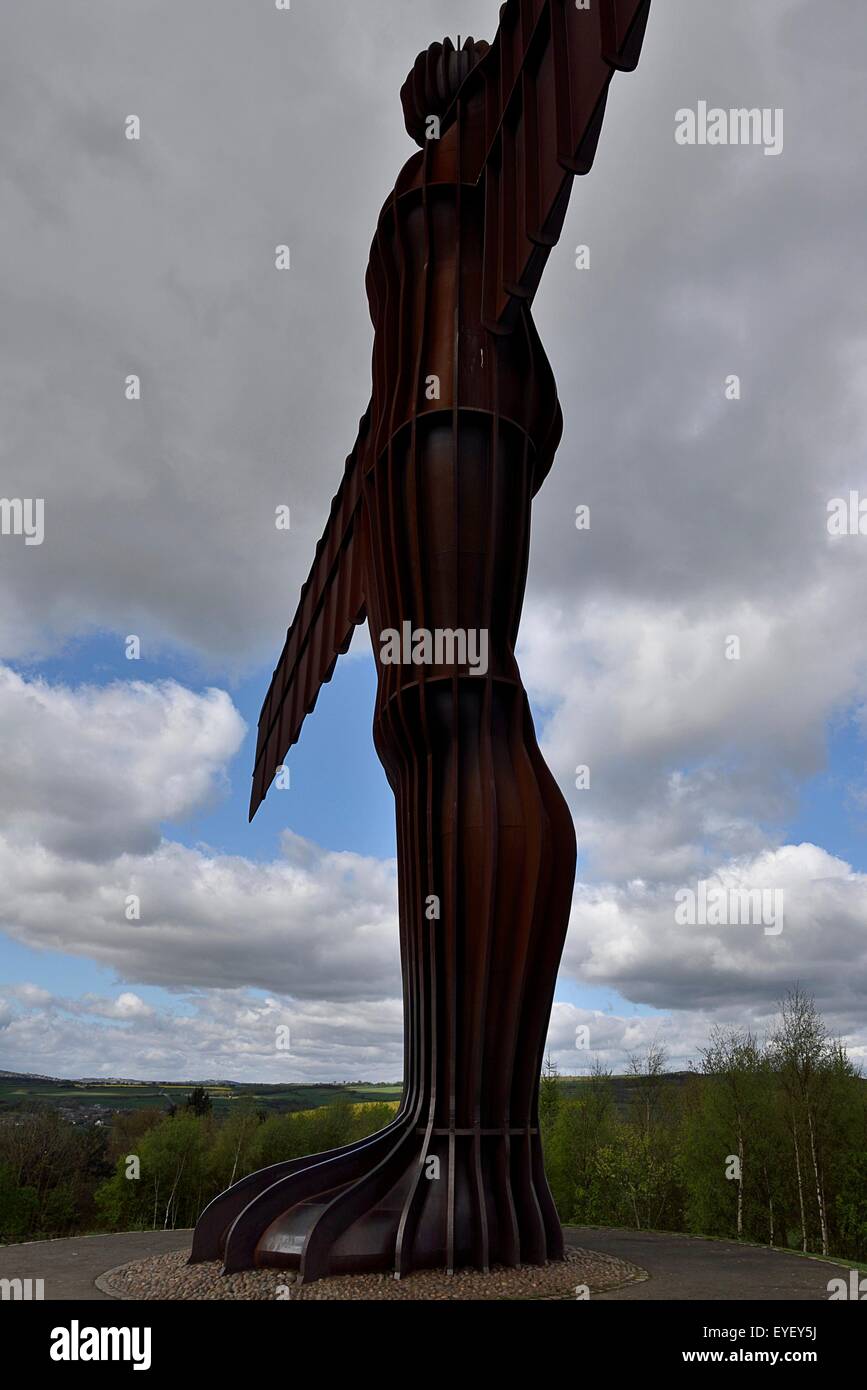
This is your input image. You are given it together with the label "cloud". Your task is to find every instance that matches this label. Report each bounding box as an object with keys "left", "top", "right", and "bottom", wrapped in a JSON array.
[
  {"left": 70, "top": 992, "right": 155, "bottom": 1021},
  {"left": 0, "top": 617, "right": 864, "bottom": 1080},
  {"left": 544, "top": 1001, "right": 711, "bottom": 1075},
  {"left": 0, "top": 0, "right": 510, "bottom": 667},
  {"left": 0, "top": 829, "right": 400, "bottom": 1002},
  {"left": 0, "top": 988, "right": 405, "bottom": 1084},
  {"left": 564, "top": 843, "right": 867, "bottom": 1033},
  {"left": 1, "top": 2, "right": 867, "bottom": 1077},
  {"left": 0, "top": 664, "right": 400, "bottom": 1022},
  {"left": 520, "top": 585, "right": 867, "bottom": 882},
  {"left": 0, "top": 664, "right": 246, "bottom": 859}
]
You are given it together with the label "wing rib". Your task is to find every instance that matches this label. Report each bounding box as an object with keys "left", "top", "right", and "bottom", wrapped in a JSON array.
[{"left": 249, "top": 408, "right": 371, "bottom": 820}]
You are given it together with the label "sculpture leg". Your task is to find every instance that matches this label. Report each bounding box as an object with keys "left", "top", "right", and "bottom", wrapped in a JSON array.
[
  {"left": 191, "top": 414, "right": 577, "bottom": 1282},
  {"left": 194, "top": 676, "right": 574, "bottom": 1283},
  {"left": 376, "top": 677, "right": 577, "bottom": 1276}
]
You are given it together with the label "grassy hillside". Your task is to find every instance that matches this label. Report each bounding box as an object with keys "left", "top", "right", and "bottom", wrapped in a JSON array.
[
  {"left": 0, "top": 1069, "right": 699, "bottom": 1121},
  {"left": 4, "top": 1068, "right": 860, "bottom": 1123},
  {"left": 0, "top": 1073, "right": 403, "bottom": 1119}
]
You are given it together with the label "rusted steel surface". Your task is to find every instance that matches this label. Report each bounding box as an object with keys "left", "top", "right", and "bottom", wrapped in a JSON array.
[
  {"left": 249, "top": 406, "right": 371, "bottom": 818},
  {"left": 193, "top": 0, "right": 651, "bottom": 1283}
]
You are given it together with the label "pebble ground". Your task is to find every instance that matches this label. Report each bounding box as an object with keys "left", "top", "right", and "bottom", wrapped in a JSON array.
[{"left": 99, "top": 1245, "right": 646, "bottom": 1301}]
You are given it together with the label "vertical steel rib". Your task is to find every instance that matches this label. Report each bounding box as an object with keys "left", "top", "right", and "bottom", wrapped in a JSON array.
[{"left": 193, "top": 4, "right": 652, "bottom": 1283}]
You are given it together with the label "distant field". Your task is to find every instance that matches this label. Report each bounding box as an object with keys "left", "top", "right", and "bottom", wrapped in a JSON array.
[
  {"left": 0, "top": 1076, "right": 405, "bottom": 1119},
  {"left": 556, "top": 1071, "right": 697, "bottom": 1110},
  {"left": 8, "top": 1069, "right": 860, "bottom": 1125},
  {"left": 0, "top": 1072, "right": 703, "bottom": 1120}
]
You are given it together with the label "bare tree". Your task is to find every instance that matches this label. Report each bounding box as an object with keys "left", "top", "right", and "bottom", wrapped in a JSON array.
[
  {"left": 699, "top": 1027, "right": 763, "bottom": 1239},
  {"left": 627, "top": 1040, "right": 669, "bottom": 1139},
  {"left": 769, "top": 987, "right": 833, "bottom": 1256}
]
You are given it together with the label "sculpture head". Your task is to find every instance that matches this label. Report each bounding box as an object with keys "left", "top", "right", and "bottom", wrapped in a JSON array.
[{"left": 401, "top": 36, "right": 490, "bottom": 147}]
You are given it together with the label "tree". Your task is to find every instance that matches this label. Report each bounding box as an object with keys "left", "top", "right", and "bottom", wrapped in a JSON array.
[
  {"left": 0, "top": 1161, "right": 39, "bottom": 1242},
  {"left": 627, "top": 1041, "right": 669, "bottom": 1139},
  {"left": 594, "top": 1125, "right": 682, "bottom": 1232},
  {"left": 207, "top": 1102, "right": 262, "bottom": 1191},
  {"left": 95, "top": 1113, "right": 208, "bottom": 1232},
  {"left": 539, "top": 1054, "right": 561, "bottom": 1132},
  {"left": 698, "top": 1027, "right": 764, "bottom": 1239},
  {"left": 185, "top": 1087, "right": 212, "bottom": 1118},
  {"left": 546, "top": 1060, "right": 617, "bottom": 1224},
  {"left": 769, "top": 987, "right": 834, "bottom": 1255},
  {"left": 836, "top": 1149, "right": 867, "bottom": 1260}
]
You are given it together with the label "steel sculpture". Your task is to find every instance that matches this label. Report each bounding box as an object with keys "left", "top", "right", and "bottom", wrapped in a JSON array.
[{"left": 192, "top": 0, "right": 652, "bottom": 1283}]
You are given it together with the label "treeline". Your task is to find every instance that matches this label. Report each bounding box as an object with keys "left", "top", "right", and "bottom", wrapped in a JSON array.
[
  {"left": 542, "top": 988, "right": 867, "bottom": 1260},
  {"left": 1, "top": 989, "right": 864, "bottom": 1261},
  {"left": 0, "top": 1098, "right": 395, "bottom": 1243},
  {"left": 0, "top": 1106, "right": 107, "bottom": 1241}
]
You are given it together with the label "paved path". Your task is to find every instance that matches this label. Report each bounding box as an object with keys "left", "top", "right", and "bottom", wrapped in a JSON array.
[
  {"left": 565, "top": 1226, "right": 852, "bottom": 1300},
  {"left": 0, "top": 1227, "right": 852, "bottom": 1300},
  {"left": 0, "top": 1230, "right": 192, "bottom": 1301}
]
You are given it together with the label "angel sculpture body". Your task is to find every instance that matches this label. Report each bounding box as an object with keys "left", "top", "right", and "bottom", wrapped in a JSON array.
[{"left": 192, "top": 0, "right": 651, "bottom": 1283}]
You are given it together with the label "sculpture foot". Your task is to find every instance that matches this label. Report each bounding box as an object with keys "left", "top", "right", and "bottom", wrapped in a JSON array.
[{"left": 192, "top": 1111, "right": 563, "bottom": 1284}]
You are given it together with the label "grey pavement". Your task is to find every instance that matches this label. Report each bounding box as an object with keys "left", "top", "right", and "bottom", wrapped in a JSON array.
[
  {"left": 0, "top": 1226, "right": 853, "bottom": 1300},
  {"left": 0, "top": 1230, "right": 193, "bottom": 1301},
  {"left": 565, "top": 1226, "right": 853, "bottom": 1300}
]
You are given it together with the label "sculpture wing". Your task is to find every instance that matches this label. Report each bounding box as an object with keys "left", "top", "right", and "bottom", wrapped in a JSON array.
[
  {"left": 249, "top": 408, "right": 371, "bottom": 820},
  {"left": 467, "top": 0, "right": 652, "bottom": 331}
]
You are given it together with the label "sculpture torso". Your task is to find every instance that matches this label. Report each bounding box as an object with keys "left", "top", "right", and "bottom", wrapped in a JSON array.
[
  {"left": 361, "top": 109, "right": 565, "bottom": 701},
  {"left": 364, "top": 120, "right": 563, "bottom": 493}
]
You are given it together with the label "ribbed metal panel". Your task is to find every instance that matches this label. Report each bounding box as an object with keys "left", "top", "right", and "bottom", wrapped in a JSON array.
[{"left": 192, "top": 0, "right": 651, "bottom": 1284}]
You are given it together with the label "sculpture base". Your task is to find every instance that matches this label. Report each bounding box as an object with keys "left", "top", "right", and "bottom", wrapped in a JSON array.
[
  {"left": 98, "top": 1244, "right": 647, "bottom": 1301},
  {"left": 190, "top": 1117, "right": 564, "bottom": 1282}
]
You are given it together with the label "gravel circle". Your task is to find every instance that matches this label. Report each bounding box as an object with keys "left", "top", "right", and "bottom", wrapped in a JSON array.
[{"left": 97, "top": 1245, "right": 646, "bottom": 1301}]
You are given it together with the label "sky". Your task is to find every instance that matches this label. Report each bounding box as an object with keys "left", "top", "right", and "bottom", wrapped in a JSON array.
[{"left": 1, "top": 0, "right": 866, "bottom": 1083}]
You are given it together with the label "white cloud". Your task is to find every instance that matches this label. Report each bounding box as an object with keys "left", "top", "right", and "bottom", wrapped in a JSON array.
[
  {"left": 0, "top": 665, "right": 401, "bottom": 1053},
  {"left": 563, "top": 843, "right": 867, "bottom": 1032},
  {"left": 1, "top": 1, "right": 867, "bottom": 1078},
  {"left": 0, "top": 656, "right": 864, "bottom": 1079},
  {"left": 0, "top": 832, "right": 400, "bottom": 1002},
  {"left": 72, "top": 992, "right": 154, "bottom": 1021},
  {"left": 0, "top": 664, "right": 246, "bottom": 859},
  {"left": 0, "top": 987, "right": 405, "bottom": 1084},
  {"left": 520, "top": 587, "right": 867, "bottom": 882}
]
